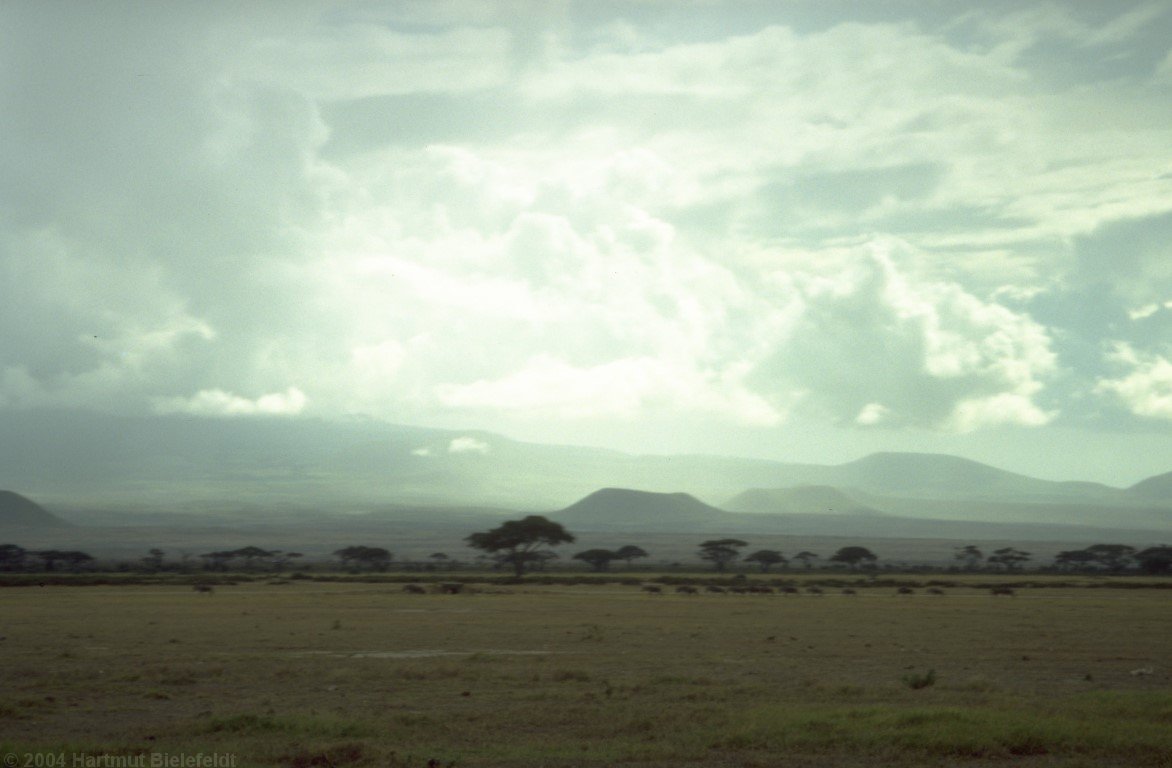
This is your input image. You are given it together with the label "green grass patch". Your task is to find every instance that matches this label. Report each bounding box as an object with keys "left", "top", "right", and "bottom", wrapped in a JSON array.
[
  {"left": 900, "top": 668, "right": 936, "bottom": 689},
  {"left": 712, "top": 693, "right": 1172, "bottom": 762},
  {"left": 205, "top": 713, "right": 375, "bottom": 739},
  {"left": 3, "top": 581, "right": 1170, "bottom": 767}
]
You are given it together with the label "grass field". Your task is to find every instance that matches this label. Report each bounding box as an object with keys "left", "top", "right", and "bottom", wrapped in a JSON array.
[{"left": 2, "top": 578, "right": 1170, "bottom": 767}]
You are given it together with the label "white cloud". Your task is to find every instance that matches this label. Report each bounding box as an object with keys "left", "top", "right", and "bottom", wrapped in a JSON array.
[
  {"left": 436, "top": 354, "right": 781, "bottom": 427},
  {"left": 855, "top": 403, "right": 890, "bottom": 426},
  {"left": 448, "top": 436, "right": 490, "bottom": 455},
  {"left": 1096, "top": 343, "right": 1172, "bottom": 420},
  {"left": 153, "top": 387, "right": 308, "bottom": 417},
  {"left": 947, "top": 392, "right": 1053, "bottom": 432},
  {"left": 1127, "top": 301, "right": 1172, "bottom": 320},
  {"left": 3, "top": 2, "right": 1171, "bottom": 484},
  {"left": 749, "top": 241, "right": 1058, "bottom": 431}
]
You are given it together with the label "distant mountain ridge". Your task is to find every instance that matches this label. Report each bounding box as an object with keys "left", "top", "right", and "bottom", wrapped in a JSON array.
[
  {"left": 763, "top": 452, "right": 1125, "bottom": 504},
  {"left": 0, "top": 490, "right": 70, "bottom": 528},
  {"left": 1131, "top": 471, "right": 1172, "bottom": 501},
  {"left": 552, "top": 488, "right": 729, "bottom": 531},
  {"left": 0, "top": 410, "right": 1167, "bottom": 532},
  {"left": 544, "top": 486, "right": 1169, "bottom": 544}
]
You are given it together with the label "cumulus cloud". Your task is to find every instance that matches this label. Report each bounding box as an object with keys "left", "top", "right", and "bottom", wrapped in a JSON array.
[
  {"left": 437, "top": 355, "right": 781, "bottom": 426},
  {"left": 1096, "top": 344, "right": 1172, "bottom": 420},
  {"left": 2, "top": 2, "right": 1170, "bottom": 482},
  {"left": 1127, "top": 303, "right": 1169, "bottom": 321},
  {"left": 855, "top": 403, "right": 891, "bottom": 426},
  {"left": 448, "top": 436, "right": 491, "bottom": 455},
  {"left": 153, "top": 387, "right": 308, "bottom": 418},
  {"left": 748, "top": 243, "right": 1057, "bottom": 431}
]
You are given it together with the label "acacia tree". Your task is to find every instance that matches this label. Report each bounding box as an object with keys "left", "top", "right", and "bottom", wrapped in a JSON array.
[
  {"left": 272, "top": 551, "right": 303, "bottom": 570},
  {"left": 829, "top": 546, "right": 878, "bottom": 571},
  {"left": 1054, "top": 549, "right": 1098, "bottom": 571},
  {"left": 35, "top": 550, "right": 94, "bottom": 572},
  {"left": 142, "top": 548, "right": 165, "bottom": 572},
  {"left": 987, "top": 547, "right": 1031, "bottom": 571},
  {"left": 614, "top": 545, "right": 650, "bottom": 566},
  {"left": 792, "top": 551, "right": 819, "bottom": 570},
  {"left": 61, "top": 551, "right": 94, "bottom": 572},
  {"left": 334, "top": 546, "right": 392, "bottom": 571},
  {"left": 744, "top": 549, "right": 787, "bottom": 573},
  {"left": 954, "top": 545, "right": 984, "bottom": 571},
  {"left": 0, "top": 544, "right": 27, "bottom": 571},
  {"left": 1084, "top": 544, "right": 1136, "bottom": 573},
  {"left": 232, "top": 546, "right": 276, "bottom": 571},
  {"left": 200, "top": 551, "right": 236, "bottom": 571},
  {"left": 1135, "top": 545, "right": 1172, "bottom": 574},
  {"left": 698, "top": 539, "right": 747, "bottom": 572},
  {"left": 34, "top": 549, "right": 68, "bottom": 572},
  {"left": 465, "top": 516, "right": 575, "bottom": 578},
  {"left": 573, "top": 549, "right": 617, "bottom": 572}
]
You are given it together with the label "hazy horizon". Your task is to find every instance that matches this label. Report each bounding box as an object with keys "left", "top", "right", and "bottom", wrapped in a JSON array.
[{"left": 2, "top": 2, "right": 1170, "bottom": 489}]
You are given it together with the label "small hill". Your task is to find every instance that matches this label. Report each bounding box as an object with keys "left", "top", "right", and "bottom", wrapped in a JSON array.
[
  {"left": 1130, "top": 471, "right": 1172, "bottom": 503},
  {"left": 0, "top": 490, "right": 70, "bottom": 528},
  {"left": 552, "top": 488, "right": 728, "bottom": 531},
  {"left": 827, "top": 452, "right": 1126, "bottom": 503},
  {"left": 725, "top": 485, "right": 883, "bottom": 516}
]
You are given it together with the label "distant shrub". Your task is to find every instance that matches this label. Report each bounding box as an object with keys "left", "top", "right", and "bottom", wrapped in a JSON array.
[{"left": 901, "top": 669, "right": 936, "bottom": 690}]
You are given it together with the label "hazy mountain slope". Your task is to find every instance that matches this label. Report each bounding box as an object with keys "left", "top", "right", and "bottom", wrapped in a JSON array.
[
  {"left": 0, "top": 409, "right": 405, "bottom": 507},
  {"left": 844, "top": 490, "right": 1172, "bottom": 530},
  {"left": 725, "top": 485, "right": 883, "bottom": 516},
  {"left": 0, "top": 410, "right": 1167, "bottom": 525},
  {"left": 1130, "top": 471, "right": 1172, "bottom": 502},
  {"left": 545, "top": 487, "right": 1168, "bottom": 544},
  {"left": 551, "top": 488, "right": 731, "bottom": 531},
  {"left": 0, "top": 490, "right": 70, "bottom": 528},
  {"left": 822, "top": 452, "right": 1123, "bottom": 503}
]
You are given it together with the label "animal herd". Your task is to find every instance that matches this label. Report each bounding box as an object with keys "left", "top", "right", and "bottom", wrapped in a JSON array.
[
  {"left": 637, "top": 584, "right": 1017, "bottom": 597},
  {"left": 191, "top": 581, "right": 1019, "bottom": 597}
]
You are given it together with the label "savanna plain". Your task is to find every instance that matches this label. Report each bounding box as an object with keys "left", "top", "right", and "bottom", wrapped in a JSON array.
[{"left": 2, "top": 578, "right": 1170, "bottom": 768}]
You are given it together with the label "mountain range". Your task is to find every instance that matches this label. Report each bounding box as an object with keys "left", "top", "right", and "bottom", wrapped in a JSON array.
[
  {"left": 0, "top": 490, "right": 69, "bottom": 528},
  {"left": 0, "top": 409, "right": 1168, "bottom": 545}
]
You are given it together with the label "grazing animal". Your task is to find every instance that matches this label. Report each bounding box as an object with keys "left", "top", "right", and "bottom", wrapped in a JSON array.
[
  {"left": 439, "top": 582, "right": 464, "bottom": 594},
  {"left": 927, "top": 587, "right": 945, "bottom": 595},
  {"left": 841, "top": 588, "right": 856, "bottom": 595},
  {"left": 642, "top": 585, "right": 662, "bottom": 594},
  {"left": 193, "top": 584, "right": 214, "bottom": 595},
  {"left": 897, "top": 587, "right": 915, "bottom": 595},
  {"left": 806, "top": 587, "right": 823, "bottom": 596},
  {"left": 781, "top": 586, "right": 799, "bottom": 596},
  {"left": 403, "top": 584, "right": 426, "bottom": 594},
  {"left": 676, "top": 585, "right": 698, "bottom": 595},
  {"left": 706, "top": 585, "right": 726, "bottom": 594},
  {"left": 990, "top": 586, "right": 1016, "bottom": 597}
]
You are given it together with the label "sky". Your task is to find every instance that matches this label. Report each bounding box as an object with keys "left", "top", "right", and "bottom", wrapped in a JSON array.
[{"left": 1, "top": 1, "right": 1170, "bottom": 487}]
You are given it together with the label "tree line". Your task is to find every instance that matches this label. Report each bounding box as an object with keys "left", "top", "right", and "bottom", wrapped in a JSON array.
[{"left": 2, "top": 519, "right": 1170, "bottom": 575}]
